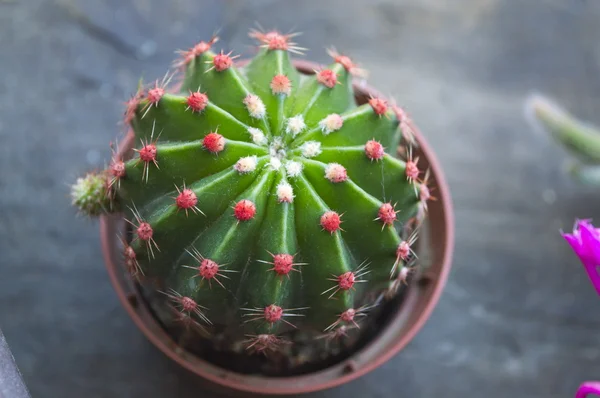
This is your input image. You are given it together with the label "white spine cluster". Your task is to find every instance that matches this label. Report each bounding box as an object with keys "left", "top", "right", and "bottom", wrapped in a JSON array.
[
  {"left": 324, "top": 163, "right": 347, "bottom": 183},
  {"left": 244, "top": 94, "right": 266, "bottom": 119},
  {"left": 318, "top": 113, "right": 344, "bottom": 135},
  {"left": 269, "top": 157, "right": 282, "bottom": 170},
  {"left": 285, "top": 160, "right": 303, "bottom": 178},
  {"left": 234, "top": 156, "right": 258, "bottom": 174},
  {"left": 285, "top": 115, "right": 306, "bottom": 137},
  {"left": 300, "top": 141, "right": 322, "bottom": 158},
  {"left": 276, "top": 181, "right": 294, "bottom": 203},
  {"left": 269, "top": 137, "right": 284, "bottom": 157},
  {"left": 247, "top": 127, "right": 267, "bottom": 146}
]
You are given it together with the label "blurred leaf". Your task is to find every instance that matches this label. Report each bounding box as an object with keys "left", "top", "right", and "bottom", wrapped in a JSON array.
[
  {"left": 525, "top": 94, "right": 600, "bottom": 164},
  {"left": 567, "top": 161, "right": 600, "bottom": 186}
]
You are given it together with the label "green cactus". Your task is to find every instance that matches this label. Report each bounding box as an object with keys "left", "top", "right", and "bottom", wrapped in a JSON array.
[
  {"left": 71, "top": 30, "right": 432, "bottom": 363},
  {"left": 70, "top": 171, "right": 114, "bottom": 216},
  {"left": 526, "top": 94, "right": 600, "bottom": 185}
]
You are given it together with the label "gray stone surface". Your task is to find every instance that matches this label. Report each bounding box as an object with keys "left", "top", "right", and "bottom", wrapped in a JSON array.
[
  {"left": 0, "top": 330, "right": 31, "bottom": 398},
  {"left": 2, "top": 0, "right": 600, "bottom": 397}
]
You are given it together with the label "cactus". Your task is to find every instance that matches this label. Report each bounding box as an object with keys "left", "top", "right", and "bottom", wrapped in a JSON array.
[
  {"left": 525, "top": 94, "right": 600, "bottom": 185},
  {"left": 71, "top": 29, "right": 433, "bottom": 366},
  {"left": 70, "top": 171, "right": 115, "bottom": 216}
]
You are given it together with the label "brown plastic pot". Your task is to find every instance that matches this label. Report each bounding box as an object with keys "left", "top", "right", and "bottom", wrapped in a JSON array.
[{"left": 99, "top": 59, "right": 454, "bottom": 395}]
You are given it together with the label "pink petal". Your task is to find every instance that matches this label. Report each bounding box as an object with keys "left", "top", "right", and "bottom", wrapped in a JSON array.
[
  {"left": 579, "top": 220, "right": 600, "bottom": 264},
  {"left": 562, "top": 232, "right": 584, "bottom": 256},
  {"left": 575, "top": 381, "right": 600, "bottom": 398},
  {"left": 563, "top": 218, "right": 600, "bottom": 296}
]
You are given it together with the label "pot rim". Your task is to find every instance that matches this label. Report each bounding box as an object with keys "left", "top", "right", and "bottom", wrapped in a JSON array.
[{"left": 99, "top": 59, "right": 454, "bottom": 395}]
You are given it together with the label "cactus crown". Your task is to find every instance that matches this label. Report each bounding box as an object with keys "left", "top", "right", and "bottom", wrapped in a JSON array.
[{"left": 72, "top": 29, "right": 432, "bottom": 361}]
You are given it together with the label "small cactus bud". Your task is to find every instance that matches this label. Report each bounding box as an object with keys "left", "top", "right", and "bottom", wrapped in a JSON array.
[
  {"left": 319, "top": 113, "right": 344, "bottom": 135},
  {"left": 377, "top": 203, "right": 398, "bottom": 226},
  {"left": 163, "top": 289, "right": 210, "bottom": 323},
  {"left": 123, "top": 244, "right": 142, "bottom": 278},
  {"left": 333, "top": 55, "right": 354, "bottom": 71},
  {"left": 247, "top": 127, "right": 268, "bottom": 146},
  {"left": 263, "top": 32, "right": 288, "bottom": 50},
  {"left": 364, "top": 140, "right": 384, "bottom": 161},
  {"left": 176, "top": 188, "right": 198, "bottom": 210},
  {"left": 123, "top": 90, "right": 143, "bottom": 124},
  {"left": 133, "top": 133, "right": 160, "bottom": 182},
  {"left": 193, "top": 40, "right": 214, "bottom": 55},
  {"left": 184, "top": 249, "right": 230, "bottom": 288},
  {"left": 70, "top": 172, "right": 112, "bottom": 216},
  {"left": 323, "top": 263, "right": 367, "bottom": 298},
  {"left": 285, "top": 160, "right": 303, "bottom": 178},
  {"left": 406, "top": 160, "right": 420, "bottom": 181},
  {"left": 393, "top": 105, "right": 417, "bottom": 144},
  {"left": 200, "top": 258, "right": 219, "bottom": 280},
  {"left": 396, "top": 241, "right": 410, "bottom": 261},
  {"left": 193, "top": 41, "right": 214, "bottom": 55},
  {"left": 244, "top": 333, "right": 287, "bottom": 354},
  {"left": 181, "top": 296, "right": 198, "bottom": 312},
  {"left": 300, "top": 141, "right": 322, "bottom": 158},
  {"left": 369, "top": 97, "right": 388, "bottom": 116},
  {"left": 324, "top": 307, "right": 363, "bottom": 331},
  {"left": 270, "top": 74, "right": 291, "bottom": 96},
  {"left": 317, "top": 69, "right": 338, "bottom": 88},
  {"left": 212, "top": 51, "right": 235, "bottom": 72},
  {"left": 234, "top": 156, "right": 258, "bottom": 174},
  {"left": 174, "top": 184, "right": 203, "bottom": 216},
  {"left": 175, "top": 36, "right": 218, "bottom": 67},
  {"left": 110, "top": 160, "right": 126, "bottom": 178},
  {"left": 321, "top": 211, "right": 342, "bottom": 233},
  {"left": 234, "top": 199, "right": 256, "bottom": 221},
  {"left": 276, "top": 181, "right": 294, "bottom": 203},
  {"left": 337, "top": 272, "right": 355, "bottom": 290},
  {"left": 136, "top": 222, "right": 153, "bottom": 241},
  {"left": 203, "top": 132, "right": 225, "bottom": 153},
  {"left": 257, "top": 252, "right": 306, "bottom": 277},
  {"left": 124, "top": 246, "right": 136, "bottom": 262},
  {"left": 325, "top": 163, "right": 348, "bottom": 183},
  {"left": 186, "top": 91, "right": 209, "bottom": 113},
  {"left": 244, "top": 94, "right": 266, "bottom": 119},
  {"left": 249, "top": 30, "right": 305, "bottom": 54},
  {"left": 327, "top": 48, "right": 367, "bottom": 77},
  {"left": 272, "top": 254, "right": 295, "bottom": 275},
  {"left": 269, "top": 157, "right": 282, "bottom": 171},
  {"left": 340, "top": 308, "right": 356, "bottom": 322},
  {"left": 398, "top": 266, "right": 411, "bottom": 285},
  {"left": 264, "top": 304, "right": 283, "bottom": 323},
  {"left": 285, "top": 115, "right": 306, "bottom": 137},
  {"left": 126, "top": 208, "right": 160, "bottom": 257},
  {"left": 147, "top": 86, "right": 164, "bottom": 105},
  {"left": 138, "top": 144, "right": 157, "bottom": 163}
]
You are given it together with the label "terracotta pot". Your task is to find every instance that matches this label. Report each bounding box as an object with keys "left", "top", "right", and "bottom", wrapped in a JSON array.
[{"left": 99, "top": 59, "right": 454, "bottom": 395}]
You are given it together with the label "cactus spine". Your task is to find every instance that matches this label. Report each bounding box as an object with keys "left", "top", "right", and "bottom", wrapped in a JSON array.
[{"left": 71, "top": 29, "right": 432, "bottom": 363}]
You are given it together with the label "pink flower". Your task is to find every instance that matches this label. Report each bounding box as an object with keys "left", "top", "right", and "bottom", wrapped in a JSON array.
[
  {"left": 562, "top": 219, "right": 600, "bottom": 295},
  {"left": 575, "top": 381, "right": 600, "bottom": 398}
]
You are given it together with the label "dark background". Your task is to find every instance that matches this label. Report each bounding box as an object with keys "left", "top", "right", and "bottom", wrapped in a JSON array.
[{"left": 2, "top": 0, "right": 600, "bottom": 397}]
